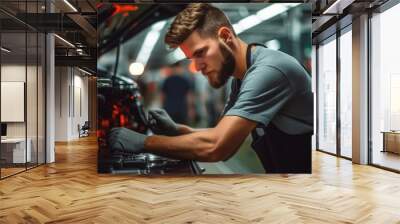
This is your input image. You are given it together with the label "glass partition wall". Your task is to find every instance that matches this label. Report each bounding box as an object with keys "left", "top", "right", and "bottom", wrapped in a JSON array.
[
  {"left": 316, "top": 25, "right": 353, "bottom": 159},
  {"left": 0, "top": 1, "right": 46, "bottom": 179},
  {"left": 0, "top": 31, "right": 28, "bottom": 177}
]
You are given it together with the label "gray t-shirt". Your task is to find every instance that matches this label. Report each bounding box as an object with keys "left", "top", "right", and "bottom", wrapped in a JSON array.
[{"left": 222, "top": 46, "right": 313, "bottom": 135}]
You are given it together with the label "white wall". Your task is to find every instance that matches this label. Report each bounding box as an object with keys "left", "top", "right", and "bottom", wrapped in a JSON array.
[
  {"left": 1, "top": 65, "right": 26, "bottom": 131},
  {"left": 1, "top": 64, "right": 46, "bottom": 164},
  {"left": 1, "top": 65, "right": 41, "bottom": 138},
  {"left": 54, "top": 67, "right": 89, "bottom": 141},
  {"left": 1, "top": 65, "right": 26, "bottom": 139},
  {"left": 54, "top": 66, "right": 69, "bottom": 141},
  {"left": 72, "top": 73, "right": 89, "bottom": 138}
]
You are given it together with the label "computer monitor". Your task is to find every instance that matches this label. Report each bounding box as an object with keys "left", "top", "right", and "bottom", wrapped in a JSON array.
[{"left": 1, "top": 123, "right": 7, "bottom": 137}]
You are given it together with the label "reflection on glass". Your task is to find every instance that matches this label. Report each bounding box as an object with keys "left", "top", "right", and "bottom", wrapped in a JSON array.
[
  {"left": 371, "top": 3, "right": 400, "bottom": 171},
  {"left": 1, "top": 31, "right": 27, "bottom": 177},
  {"left": 340, "top": 29, "right": 352, "bottom": 158},
  {"left": 317, "top": 37, "right": 337, "bottom": 154}
]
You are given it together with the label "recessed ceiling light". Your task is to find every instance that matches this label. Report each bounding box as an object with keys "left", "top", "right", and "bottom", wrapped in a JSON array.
[
  {"left": 1, "top": 47, "right": 11, "bottom": 53},
  {"left": 54, "top": 34, "right": 75, "bottom": 48},
  {"left": 78, "top": 67, "right": 92, "bottom": 76},
  {"left": 63, "top": 0, "right": 78, "bottom": 12}
]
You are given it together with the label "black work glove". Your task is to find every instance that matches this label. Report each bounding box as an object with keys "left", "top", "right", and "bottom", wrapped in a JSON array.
[
  {"left": 108, "top": 127, "right": 147, "bottom": 154},
  {"left": 148, "top": 109, "right": 179, "bottom": 136}
]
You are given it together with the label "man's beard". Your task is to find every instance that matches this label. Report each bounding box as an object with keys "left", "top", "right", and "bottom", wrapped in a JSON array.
[{"left": 210, "top": 42, "right": 236, "bottom": 88}]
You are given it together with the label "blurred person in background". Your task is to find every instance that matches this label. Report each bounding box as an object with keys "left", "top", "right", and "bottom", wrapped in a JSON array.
[{"left": 160, "top": 61, "right": 195, "bottom": 125}]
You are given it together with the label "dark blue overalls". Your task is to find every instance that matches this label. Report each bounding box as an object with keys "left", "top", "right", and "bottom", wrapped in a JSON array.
[{"left": 243, "top": 43, "right": 312, "bottom": 173}]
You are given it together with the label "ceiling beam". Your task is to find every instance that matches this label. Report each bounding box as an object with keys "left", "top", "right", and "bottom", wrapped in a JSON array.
[
  {"left": 52, "top": 0, "right": 97, "bottom": 45},
  {"left": 312, "top": 15, "right": 335, "bottom": 33},
  {"left": 67, "top": 14, "right": 96, "bottom": 40},
  {"left": 55, "top": 55, "right": 96, "bottom": 70},
  {"left": 323, "top": 0, "right": 356, "bottom": 14}
]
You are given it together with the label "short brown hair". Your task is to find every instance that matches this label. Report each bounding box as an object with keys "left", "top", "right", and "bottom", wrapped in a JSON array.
[{"left": 164, "top": 3, "right": 235, "bottom": 49}]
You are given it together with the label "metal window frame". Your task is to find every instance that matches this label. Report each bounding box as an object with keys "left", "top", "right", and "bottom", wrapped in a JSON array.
[{"left": 315, "top": 0, "right": 400, "bottom": 173}]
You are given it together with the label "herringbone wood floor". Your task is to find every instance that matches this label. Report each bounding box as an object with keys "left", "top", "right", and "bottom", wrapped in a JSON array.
[{"left": 1, "top": 136, "right": 400, "bottom": 223}]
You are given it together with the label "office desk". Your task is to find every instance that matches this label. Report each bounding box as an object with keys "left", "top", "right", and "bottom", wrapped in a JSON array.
[
  {"left": 381, "top": 131, "right": 400, "bottom": 154},
  {"left": 1, "top": 138, "right": 31, "bottom": 163}
]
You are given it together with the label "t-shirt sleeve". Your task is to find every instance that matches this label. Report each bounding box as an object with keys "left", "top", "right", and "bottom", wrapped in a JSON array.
[{"left": 224, "top": 65, "right": 294, "bottom": 126}]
